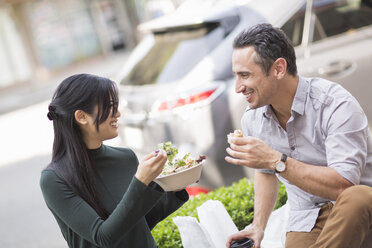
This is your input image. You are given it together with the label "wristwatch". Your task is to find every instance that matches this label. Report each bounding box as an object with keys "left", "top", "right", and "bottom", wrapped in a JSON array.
[{"left": 275, "top": 153, "right": 287, "bottom": 173}]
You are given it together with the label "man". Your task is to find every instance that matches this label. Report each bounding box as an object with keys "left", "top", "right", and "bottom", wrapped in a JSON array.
[{"left": 225, "top": 23, "right": 372, "bottom": 248}]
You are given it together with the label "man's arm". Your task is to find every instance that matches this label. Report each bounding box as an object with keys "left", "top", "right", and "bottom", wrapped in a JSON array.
[
  {"left": 252, "top": 171, "right": 279, "bottom": 231},
  {"left": 279, "top": 157, "right": 352, "bottom": 201},
  {"left": 226, "top": 171, "right": 279, "bottom": 248},
  {"left": 225, "top": 136, "right": 353, "bottom": 201}
]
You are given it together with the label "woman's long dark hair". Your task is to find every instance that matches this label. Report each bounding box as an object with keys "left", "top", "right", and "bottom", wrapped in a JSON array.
[{"left": 46, "top": 73, "right": 119, "bottom": 219}]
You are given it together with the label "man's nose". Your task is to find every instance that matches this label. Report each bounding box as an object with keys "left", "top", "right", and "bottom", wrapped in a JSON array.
[{"left": 235, "top": 79, "right": 245, "bottom": 93}]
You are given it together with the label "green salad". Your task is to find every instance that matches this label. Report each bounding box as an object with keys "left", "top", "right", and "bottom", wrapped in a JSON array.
[{"left": 157, "top": 141, "right": 205, "bottom": 176}]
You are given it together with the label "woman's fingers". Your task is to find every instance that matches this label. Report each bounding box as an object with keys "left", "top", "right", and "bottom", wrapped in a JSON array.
[
  {"left": 153, "top": 149, "right": 167, "bottom": 165},
  {"left": 148, "top": 149, "right": 167, "bottom": 173},
  {"left": 136, "top": 149, "right": 169, "bottom": 185},
  {"left": 143, "top": 149, "right": 167, "bottom": 163},
  {"left": 142, "top": 152, "right": 155, "bottom": 161}
]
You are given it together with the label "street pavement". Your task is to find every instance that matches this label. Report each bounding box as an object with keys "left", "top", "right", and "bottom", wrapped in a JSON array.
[{"left": 0, "top": 51, "right": 129, "bottom": 247}]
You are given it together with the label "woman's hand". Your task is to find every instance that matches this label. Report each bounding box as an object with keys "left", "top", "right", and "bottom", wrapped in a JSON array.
[
  {"left": 135, "top": 150, "right": 167, "bottom": 185},
  {"left": 226, "top": 224, "right": 264, "bottom": 248}
]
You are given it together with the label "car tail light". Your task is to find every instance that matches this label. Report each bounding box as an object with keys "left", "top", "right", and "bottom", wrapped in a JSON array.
[{"left": 154, "top": 88, "right": 218, "bottom": 112}]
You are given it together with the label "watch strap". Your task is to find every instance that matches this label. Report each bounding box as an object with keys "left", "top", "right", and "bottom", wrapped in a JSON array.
[{"left": 281, "top": 153, "right": 287, "bottom": 163}]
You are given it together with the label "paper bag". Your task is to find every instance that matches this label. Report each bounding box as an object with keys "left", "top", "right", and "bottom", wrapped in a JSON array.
[
  {"left": 260, "top": 202, "right": 289, "bottom": 248},
  {"left": 173, "top": 216, "right": 215, "bottom": 248},
  {"left": 197, "top": 200, "right": 239, "bottom": 248},
  {"left": 242, "top": 202, "right": 289, "bottom": 248}
]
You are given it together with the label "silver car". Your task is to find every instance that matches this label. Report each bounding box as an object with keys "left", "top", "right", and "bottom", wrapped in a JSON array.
[{"left": 116, "top": 0, "right": 372, "bottom": 189}]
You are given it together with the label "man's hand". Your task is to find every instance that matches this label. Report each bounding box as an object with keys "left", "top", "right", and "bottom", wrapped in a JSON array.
[
  {"left": 225, "top": 136, "right": 281, "bottom": 170},
  {"left": 226, "top": 225, "right": 264, "bottom": 248}
]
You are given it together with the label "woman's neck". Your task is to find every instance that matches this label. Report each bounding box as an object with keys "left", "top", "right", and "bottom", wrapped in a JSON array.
[{"left": 85, "top": 139, "right": 102, "bottom": 149}]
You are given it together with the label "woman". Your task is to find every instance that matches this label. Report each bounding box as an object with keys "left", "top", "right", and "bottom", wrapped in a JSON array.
[{"left": 40, "top": 74, "right": 189, "bottom": 248}]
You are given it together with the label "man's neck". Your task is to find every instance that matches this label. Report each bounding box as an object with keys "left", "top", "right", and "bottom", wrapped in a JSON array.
[{"left": 271, "top": 74, "right": 299, "bottom": 130}]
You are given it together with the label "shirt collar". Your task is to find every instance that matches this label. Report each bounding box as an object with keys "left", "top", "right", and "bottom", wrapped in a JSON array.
[
  {"left": 291, "top": 76, "right": 308, "bottom": 116},
  {"left": 262, "top": 104, "right": 276, "bottom": 119}
]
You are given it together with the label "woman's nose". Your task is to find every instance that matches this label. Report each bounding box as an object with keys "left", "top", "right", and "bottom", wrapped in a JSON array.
[{"left": 116, "top": 109, "right": 121, "bottom": 117}]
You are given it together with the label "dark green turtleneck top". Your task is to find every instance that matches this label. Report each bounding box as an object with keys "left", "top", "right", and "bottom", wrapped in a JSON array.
[{"left": 40, "top": 144, "right": 188, "bottom": 248}]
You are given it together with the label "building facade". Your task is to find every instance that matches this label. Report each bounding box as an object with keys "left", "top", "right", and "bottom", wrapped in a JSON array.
[{"left": 0, "top": 0, "right": 139, "bottom": 89}]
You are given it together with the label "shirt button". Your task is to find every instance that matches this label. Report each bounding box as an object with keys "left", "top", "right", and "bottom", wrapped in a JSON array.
[{"left": 291, "top": 146, "right": 295, "bottom": 150}]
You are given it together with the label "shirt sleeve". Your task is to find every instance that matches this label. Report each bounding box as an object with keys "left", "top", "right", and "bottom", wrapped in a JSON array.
[
  {"left": 324, "top": 98, "right": 369, "bottom": 185},
  {"left": 145, "top": 183, "right": 189, "bottom": 230},
  {"left": 40, "top": 169, "right": 165, "bottom": 248}
]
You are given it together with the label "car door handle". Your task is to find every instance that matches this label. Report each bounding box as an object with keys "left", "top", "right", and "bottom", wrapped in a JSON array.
[{"left": 317, "top": 61, "right": 352, "bottom": 77}]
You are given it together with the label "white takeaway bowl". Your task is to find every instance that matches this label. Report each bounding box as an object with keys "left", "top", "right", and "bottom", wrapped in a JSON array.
[{"left": 154, "top": 160, "right": 205, "bottom": 191}]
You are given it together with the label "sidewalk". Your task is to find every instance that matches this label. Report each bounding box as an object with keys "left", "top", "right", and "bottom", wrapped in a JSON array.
[{"left": 0, "top": 50, "right": 130, "bottom": 115}]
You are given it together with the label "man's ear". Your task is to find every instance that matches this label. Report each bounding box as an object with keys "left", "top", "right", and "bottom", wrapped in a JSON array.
[
  {"left": 273, "top": 58, "right": 287, "bottom": 80},
  {"left": 74, "top": 110, "right": 88, "bottom": 125}
]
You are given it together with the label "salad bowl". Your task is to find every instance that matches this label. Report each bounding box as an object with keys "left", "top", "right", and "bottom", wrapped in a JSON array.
[{"left": 154, "top": 160, "right": 205, "bottom": 191}]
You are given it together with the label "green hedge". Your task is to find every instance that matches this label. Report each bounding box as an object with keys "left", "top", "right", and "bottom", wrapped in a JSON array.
[{"left": 152, "top": 178, "right": 287, "bottom": 248}]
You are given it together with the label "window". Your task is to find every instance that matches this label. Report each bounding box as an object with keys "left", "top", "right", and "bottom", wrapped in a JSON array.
[
  {"left": 316, "top": 0, "right": 372, "bottom": 37},
  {"left": 121, "top": 23, "right": 223, "bottom": 86},
  {"left": 281, "top": 11, "right": 305, "bottom": 47},
  {"left": 281, "top": 0, "right": 372, "bottom": 47}
]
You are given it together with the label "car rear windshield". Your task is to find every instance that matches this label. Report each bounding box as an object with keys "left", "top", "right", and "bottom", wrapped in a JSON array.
[{"left": 121, "top": 22, "right": 223, "bottom": 86}]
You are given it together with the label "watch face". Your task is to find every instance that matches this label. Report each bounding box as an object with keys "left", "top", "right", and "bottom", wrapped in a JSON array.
[{"left": 276, "top": 161, "right": 286, "bottom": 172}]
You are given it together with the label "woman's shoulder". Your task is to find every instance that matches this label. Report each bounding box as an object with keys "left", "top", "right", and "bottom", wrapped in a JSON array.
[
  {"left": 40, "top": 167, "right": 68, "bottom": 196},
  {"left": 40, "top": 168, "right": 58, "bottom": 183},
  {"left": 104, "top": 145, "right": 137, "bottom": 160}
]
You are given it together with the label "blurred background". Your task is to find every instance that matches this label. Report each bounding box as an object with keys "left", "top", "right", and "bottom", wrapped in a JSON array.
[
  {"left": 0, "top": 0, "right": 183, "bottom": 114},
  {"left": 1, "top": 0, "right": 372, "bottom": 247},
  {"left": 0, "top": 0, "right": 183, "bottom": 247}
]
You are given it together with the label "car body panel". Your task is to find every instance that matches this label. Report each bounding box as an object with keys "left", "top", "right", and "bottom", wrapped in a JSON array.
[
  {"left": 116, "top": 0, "right": 372, "bottom": 189},
  {"left": 297, "top": 26, "right": 372, "bottom": 119}
]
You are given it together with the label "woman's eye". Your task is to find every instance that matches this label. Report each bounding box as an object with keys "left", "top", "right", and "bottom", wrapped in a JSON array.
[
  {"left": 110, "top": 102, "right": 118, "bottom": 114},
  {"left": 109, "top": 102, "right": 118, "bottom": 108}
]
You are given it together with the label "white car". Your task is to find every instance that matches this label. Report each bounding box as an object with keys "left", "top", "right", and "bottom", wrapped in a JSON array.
[{"left": 116, "top": 0, "right": 372, "bottom": 189}]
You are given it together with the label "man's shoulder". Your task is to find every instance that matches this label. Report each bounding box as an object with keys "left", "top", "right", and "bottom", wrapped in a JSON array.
[
  {"left": 307, "top": 77, "right": 350, "bottom": 96},
  {"left": 306, "top": 77, "right": 355, "bottom": 107}
]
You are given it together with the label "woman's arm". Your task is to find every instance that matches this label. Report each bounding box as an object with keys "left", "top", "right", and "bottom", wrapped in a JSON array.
[
  {"left": 40, "top": 170, "right": 164, "bottom": 248},
  {"left": 145, "top": 186, "right": 189, "bottom": 230}
]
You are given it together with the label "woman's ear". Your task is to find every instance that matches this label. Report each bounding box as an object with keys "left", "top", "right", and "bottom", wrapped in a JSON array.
[
  {"left": 74, "top": 110, "right": 88, "bottom": 125},
  {"left": 273, "top": 58, "right": 287, "bottom": 80}
]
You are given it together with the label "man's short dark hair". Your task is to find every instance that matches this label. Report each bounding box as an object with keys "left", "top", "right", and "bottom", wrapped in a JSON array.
[{"left": 233, "top": 23, "right": 297, "bottom": 76}]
